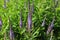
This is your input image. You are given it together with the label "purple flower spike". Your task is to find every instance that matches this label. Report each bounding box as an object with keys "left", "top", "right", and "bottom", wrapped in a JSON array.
[
  {"left": 10, "top": 26, "right": 14, "bottom": 40},
  {"left": 20, "top": 19, "right": 22, "bottom": 28},
  {"left": 20, "top": 10, "right": 23, "bottom": 28},
  {"left": 27, "top": 0, "right": 32, "bottom": 32},
  {"left": 0, "top": 19, "right": 2, "bottom": 26},
  {"left": 0, "top": 17, "right": 2, "bottom": 31},
  {"left": 28, "top": 14, "right": 32, "bottom": 27},
  {"left": 47, "top": 16, "right": 55, "bottom": 35},
  {"left": 28, "top": 13, "right": 32, "bottom": 32},
  {"left": 9, "top": 18, "right": 14, "bottom": 40}
]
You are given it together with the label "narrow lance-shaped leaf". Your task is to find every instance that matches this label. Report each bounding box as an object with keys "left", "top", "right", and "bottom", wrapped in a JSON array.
[
  {"left": 9, "top": 18, "right": 14, "bottom": 40},
  {"left": 46, "top": 16, "right": 55, "bottom": 35},
  {"left": 4, "top": 0, "right": 6, "bottom": 8},
  {"left": 20, "top": 10, "right": 23, "bottom": 28},
  {"left": 41, "top": 15, "right": 46, "bottom": 27},
  {"left": 0, "top": 17, "right": 2, "bottom": 31}
]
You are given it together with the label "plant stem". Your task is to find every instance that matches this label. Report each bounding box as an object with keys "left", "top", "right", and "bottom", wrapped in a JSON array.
[{"left": 50, "top": 30, "right": 54, "bottom": 40}]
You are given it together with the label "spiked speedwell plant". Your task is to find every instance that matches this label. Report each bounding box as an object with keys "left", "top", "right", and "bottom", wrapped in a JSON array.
[{"left": 0, "top": 0, "right": 60, "bottom": 40}]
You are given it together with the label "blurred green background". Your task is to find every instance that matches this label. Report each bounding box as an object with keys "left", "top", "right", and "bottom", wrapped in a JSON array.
[{"left": 0, "top": 0, "right": 60, "bottom": 40}]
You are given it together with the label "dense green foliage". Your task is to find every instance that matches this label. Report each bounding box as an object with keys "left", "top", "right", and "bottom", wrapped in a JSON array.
[{"left": 0, "top": 0, "right": 60, "bottom": 40}]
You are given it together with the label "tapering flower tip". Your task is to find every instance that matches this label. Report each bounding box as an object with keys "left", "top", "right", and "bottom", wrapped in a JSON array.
[
  {"left": 3, "top": 0, "right": 6, "bottom": 8},
  {"left": 10, "top": 27, "right": 14, "bottom": 40},
  {"left": 41, "top": 15, "right": 46, "bottom": 27},
  {"left": 41, "top": 17, "right": 46, "bottom": 27},
  {"left": 46, "top": 17, "right": 55, "bottom": 35},
  {"left": 20, "top": 10, "right": 23, "bottom": 28},
  {"left": 31, "top": 2, "right": 34, "bottom": 13},
  {"left": 41, "top": 20, "right": 45, "bottom": 27},
  {"left": 50, "top": 18, "right": 55, "bottom": 28},
  {"left": 6, "top": 0, "right": 10, "bottom": 2},
  {"left": 55, "top": 0, "right": 58, "bottom": 7},
  {"left": 28, "top": 0, "right": 30, "bottom": 10}
]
